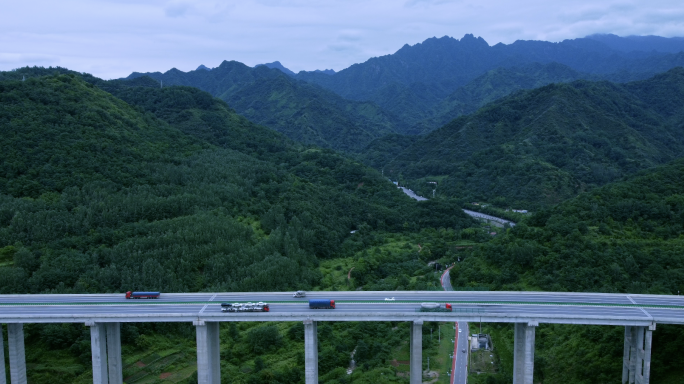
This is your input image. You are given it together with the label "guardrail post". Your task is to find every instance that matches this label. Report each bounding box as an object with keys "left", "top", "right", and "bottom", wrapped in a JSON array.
[
  {"left": 0, "top": 324, "right": 6, "bottom": 384},
  {"left": 304, "top": 319, "right": 318, "bottom": 384},
  {"left": 87, "top": 322, "right": 108, "bottom": 384},
  {"left": 410, "top": 320, "right": 423, "bottom": 384},
  {"left": 7, "top": 324, "right": 27, "bottom": 384},
  {"left": 194, "top": 321, "right": 220, "bottom": 384},
  {"left": 106, "top": 323, "right": 122, "bottom": 384},
  {"left": 513, "top": 322, "right": 537, "bottom": 384}
]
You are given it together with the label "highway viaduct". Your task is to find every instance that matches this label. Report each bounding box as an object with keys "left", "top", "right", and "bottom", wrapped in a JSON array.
[{"left": 1, "top": 290, "right": 683, "bottom": 384}]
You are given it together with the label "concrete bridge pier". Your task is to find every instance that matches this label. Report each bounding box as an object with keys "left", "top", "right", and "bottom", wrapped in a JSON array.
[
  {"left": 304, "top": 320, "right": 318, "bottom": 384},
  {"left": 106, "top": 323, "right": 123, "bottom": 384},
  {"left": 195, "top": 321, "right": 221, "bottom": 384},
  {"left": 622, "top": 325, "right": 654, "bottom": 384},
  {"left": 513, "top": 321, "right": 537, "bottom": 384},
  {"left": 7, "top": 323, "right": 27, "bottom": 384},
  {"left": 410, "top": 320, "right": 423, "bottom": 384},
  {"left": 88, "top": 322, "right": 108, "bottom": 384},
  {"left": 87, "top": 322, "right": 123, "bottom": 384},
  {"left": 0, "top": 324, "right": 6, "bottom": 384}
]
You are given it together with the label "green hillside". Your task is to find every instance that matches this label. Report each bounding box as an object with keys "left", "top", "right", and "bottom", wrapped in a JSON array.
[
  {"left": 450, "top": 158, "right": 684, "bottom": 383},
  {"left": 410, "top": 62, "right": 591, "bottom": 134},
  {"left": 0, "top": 72, "right": 479, "bottom": 383},
  {"left": 386, "top": 68, "right": 684, "bottom": 208},
  {"left": 127, "top": 61, "right": 404, "bottom": 152}
]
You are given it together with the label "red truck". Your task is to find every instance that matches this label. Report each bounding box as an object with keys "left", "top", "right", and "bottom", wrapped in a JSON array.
[{"left": 125, "top": 291, "right": 160, "bottom": 299}]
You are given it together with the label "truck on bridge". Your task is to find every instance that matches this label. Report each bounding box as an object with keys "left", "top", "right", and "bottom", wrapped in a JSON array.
[
  {"left": 222, "top": 302, "right": 270, "bottom": 312},
  {"left": 125, "top": 291, "right": 160, "bottom": 299},
  {"left": 309, "top": 299, "right": 335, "bottom": 309},
  {"left": 419, "top": 302, "right": 452, "bottom": 312}
]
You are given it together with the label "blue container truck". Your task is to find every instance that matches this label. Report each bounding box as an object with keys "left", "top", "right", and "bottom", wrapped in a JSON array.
[{"left": 309, "top": 299, "right": 335, "bottom": 309}]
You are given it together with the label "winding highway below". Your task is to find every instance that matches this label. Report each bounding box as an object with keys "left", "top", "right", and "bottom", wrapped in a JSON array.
[{"left": 442, "top": 268, "right": 468, "bottom": 384}]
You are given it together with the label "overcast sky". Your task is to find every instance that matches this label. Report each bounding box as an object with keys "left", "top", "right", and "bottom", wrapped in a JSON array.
[{"left": 2, "top": 0, "right": 684, "bottom": 79}]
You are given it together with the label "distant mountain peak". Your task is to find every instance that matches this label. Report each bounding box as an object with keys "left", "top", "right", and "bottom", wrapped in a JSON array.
[
  {"left": 196, "top": 64, "right": 212, "bottom": 71},
  {"left": 459, "top": 33, "right": 489, "bottom": 47},
  {"left": 313, "top": 69, "right": 335, "bottom": 75},
  {"left": 255, "top": 61, "right": 296, "bottom": 77},
  {"left": 584, "top": 33, "right": 684, "bottom": 53}
]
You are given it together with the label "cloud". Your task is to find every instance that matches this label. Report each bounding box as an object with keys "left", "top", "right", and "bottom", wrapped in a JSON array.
[
  {"left": 165, "top": 1, "right": 193, "bottom": 17},
  {"left": 404, "top": 0, "right": 459, "bottom": 8},
  {"left": 0, "top": 53, "right": 59, "bottom": 66}
]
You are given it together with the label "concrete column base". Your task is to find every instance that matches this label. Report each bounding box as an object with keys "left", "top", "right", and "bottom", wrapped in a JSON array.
[
  {"left": 513, "top": 322, "right": 537, "bottom": 384},
  {"left": 304, "top": 320, "right": 318, "bottom": 384},
  {"left": 195, "top": 321, "right": 221, "bottom": 384},
  {"left": 410, "top": 320, "right": 423, "bottom": 384},
  {"left": 0, "top": 324, "right": 6, "bottom": 384},
  {"left": 88, "top": 323, "right": 108, "bottom": 384},
  {"left": 106, "top": 323, "right": 123, "bottom": 384},
  {"left": 622, "top": 324, "right": 654, "bottom": 384},
  {"left": 8, "top": 323, "right": 27, "bottom": 384}
]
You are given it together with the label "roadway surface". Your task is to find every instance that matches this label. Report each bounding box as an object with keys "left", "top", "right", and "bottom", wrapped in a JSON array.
[
  {"left": 397, "top": 186, "right": 515, "bottom": 227},
  {"left": 1, "top": 291, "right": 684, "bottom": 325},
  {"left": 442, "top": 268, "right": 467, "bottom": 384}
]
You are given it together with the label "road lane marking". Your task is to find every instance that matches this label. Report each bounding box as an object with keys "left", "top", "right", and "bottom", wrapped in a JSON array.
[
  {"left": 627, "top": 296, "right": 653, "bottom": 318},
  {"left": 199, "top": 293, "right": 218, "bottom": 315}
]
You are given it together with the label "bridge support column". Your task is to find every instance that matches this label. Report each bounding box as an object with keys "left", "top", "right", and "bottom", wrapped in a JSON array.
[
  {"left": 106, "top": 323, "right": 123, "bottom": 384},
  {"left": 195, "top": 321, "right": 220, "bottom": 384},
  {"left": 513, "top": 322, "right": 537, "bottom": 384},
  {"left": 304, "top": 320, "right": 318, "bottom": 384},
  {"left": 88, "top": 322, "right": 108, "bottom": 384},
  {"left": 623, "top": 325, "right": 654, "bottom": 384},
  {"left": 0, "top": 324, "right": 6, "bottom": 384},
  {"left": 8, "top": 324, "right": 27, "bottom": 384},
  {"left": 410, "top": 320, "right": 423, "bottom": 384},
  {"left": 623, "top": 326, "right": 634, "bottom": 383}
]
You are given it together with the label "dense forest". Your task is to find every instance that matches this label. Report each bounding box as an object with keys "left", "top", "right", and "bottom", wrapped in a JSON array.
[
  {"left": 127, "top": 61, "right": 403, "bottom": 152},
  {"left": 384, "top": 68, "right": 684, "bottom": 209},
  {"left": 451, "top": 158, "right": 684, "bottom": 383},
  {"left": 0, "top": 71, "right": 477, "bottom": 383}
]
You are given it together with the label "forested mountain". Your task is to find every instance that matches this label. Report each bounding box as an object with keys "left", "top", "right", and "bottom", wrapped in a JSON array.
[
  {"left": 408, "top": 62, "right": 591, "bottom": 134},
  {"left": 255, "top": 61, "right": 296, "bottom": 76},
  {"left": 451, "top": 157, "right": 684, "bottom": 383},
  {"left": 295, "top": 34, "right": 684, "bottom": 128},
  {"left": 0, "top": 70, "right": 479, "bottom": 383},
  {"left": 384, "top": 68, "right": 684, "bottom": 208},
  {"left": 585, "top": 33, "right": 684, "bottom": 53},
  {"left": 127, "top": 60, "right": 403, "bottom": 152},
  {"left": 0, "top": 70, "right": 474, "bottom": 294}
]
